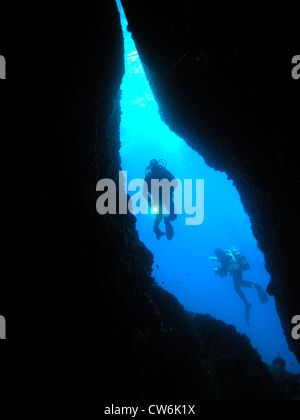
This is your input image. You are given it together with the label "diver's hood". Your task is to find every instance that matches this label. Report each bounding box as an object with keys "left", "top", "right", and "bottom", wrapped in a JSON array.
[{"left": 145, "top": 159, "right": 167, "bottom": 176}]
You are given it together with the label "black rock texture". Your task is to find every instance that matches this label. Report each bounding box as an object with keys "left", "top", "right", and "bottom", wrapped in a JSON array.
[{"left": 1, "top": 0, "right": 299, "bottom": 403}]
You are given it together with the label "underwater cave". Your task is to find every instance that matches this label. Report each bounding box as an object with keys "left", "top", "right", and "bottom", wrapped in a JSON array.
[
  {"left": 4, "top": 0, "right": 300, "bottom": 403},
  {"left": 116, "top": 0, "right": 300, "bottom": 374}
]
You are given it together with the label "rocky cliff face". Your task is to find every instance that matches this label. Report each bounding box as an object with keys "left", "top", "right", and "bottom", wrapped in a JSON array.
[{"left": 2, "top": 0, "right": 299, "bottom": 402}]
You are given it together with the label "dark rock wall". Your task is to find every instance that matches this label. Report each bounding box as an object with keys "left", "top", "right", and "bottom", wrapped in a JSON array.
[
  {"left": 1, "top": 0, "right": 299, "bottom": 403},
  {"left": 120, "top": 0, "right": 300, "bottom": 362}
]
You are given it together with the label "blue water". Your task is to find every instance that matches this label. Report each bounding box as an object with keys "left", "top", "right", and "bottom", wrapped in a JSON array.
[{"left": 115, "top": 0, "right": 300, "bottom": 374}]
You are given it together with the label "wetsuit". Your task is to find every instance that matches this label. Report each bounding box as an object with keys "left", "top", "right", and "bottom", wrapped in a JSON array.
[
  {"left": 143, "top": 166, "right": 177, "bottom": 239},
  {"left": 215, "top": 249, "right": 269, "bottom": 325}
]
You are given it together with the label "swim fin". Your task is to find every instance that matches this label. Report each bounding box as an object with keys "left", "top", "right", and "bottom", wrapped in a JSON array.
[
  {"left": 154, "top": 222, "right": 166, "bottom": 240},
  {"left": 255, "top": 284, "right": 269, "bottom": 304},
  {"left": 245, "top": 303, "right": 252, "bottom": 326},
  {"left": 164, "top": 217, "right": 174, "bottom": 241},
  {"left": 155, "top": 230, "right": 166, "bottom": 240}
]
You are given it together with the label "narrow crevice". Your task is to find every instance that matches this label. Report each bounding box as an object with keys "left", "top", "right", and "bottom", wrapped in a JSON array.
[
  {"left": 115, "top": 0, "right": 299, "bottom": 375},
  {"left": 118, "top": 0, "right": 300, "bottom": 365}
]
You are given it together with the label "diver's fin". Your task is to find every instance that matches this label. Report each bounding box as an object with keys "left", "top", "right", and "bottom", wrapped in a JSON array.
[
  {"left": 245, "top": 303, "right": 252, "bottom": 326},
  {"left": 164, "top": 217, "right": 174, "bottom": 241},
  {"left": 255, "top": 284, "right": 269, "bottom": 304},
  {"left": 155, "top": 230, "right": 166, "bottom": 240}
]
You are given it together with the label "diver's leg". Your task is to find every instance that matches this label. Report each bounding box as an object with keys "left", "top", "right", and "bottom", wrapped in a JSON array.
[
  {"left": 240, "top": 280, "right": 255, "bottom": 288},
  {"left": 233, "top": 269, "right": 252, "bottom": 326},
  {"left": 164, "top": 196, "right": 176, "bottom": 240},
  {"left": 154, "top": 207, "right": 165, "bottom": 240},
  {"left": 240, "top": 280, "right": 269, "bottom": 304},
  {"left": 233, "top": 269, "right": 249, "bottom": 305},
  {"left": 168, "top": 195, "right": 177, "bottom": 222}
]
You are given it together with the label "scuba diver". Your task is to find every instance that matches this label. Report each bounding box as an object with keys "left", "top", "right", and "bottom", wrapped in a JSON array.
[
  {"left": 143, "top": 159, "right": 178, "bottom": 240},
  {"left": 210, "top": 247, "right": 269, "bottom": 326}
]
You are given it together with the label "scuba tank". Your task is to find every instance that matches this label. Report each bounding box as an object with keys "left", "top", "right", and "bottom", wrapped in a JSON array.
[{"left": 230, "top": 247, "right": 250, "bottom": 271}]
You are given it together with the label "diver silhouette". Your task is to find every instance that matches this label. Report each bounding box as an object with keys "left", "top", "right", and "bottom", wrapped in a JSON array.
[
  {"left": 210, "top": 247, "right": 269, "bottom": 326},
  {"left": 143, "top": 159, "right": 178, "bottom": 240}
]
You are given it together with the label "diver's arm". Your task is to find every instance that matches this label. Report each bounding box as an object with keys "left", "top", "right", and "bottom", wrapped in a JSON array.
[{"left": 213, "top": 266, "right": 228, "bottom": 277}]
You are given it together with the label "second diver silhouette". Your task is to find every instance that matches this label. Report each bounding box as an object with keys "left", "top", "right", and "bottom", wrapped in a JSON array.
[
  {"left": 143, "top": 159, "right": 178, "bottom": 240},
  {"left": 210, "top": 247, "right": 269, "bottom": 325}
]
